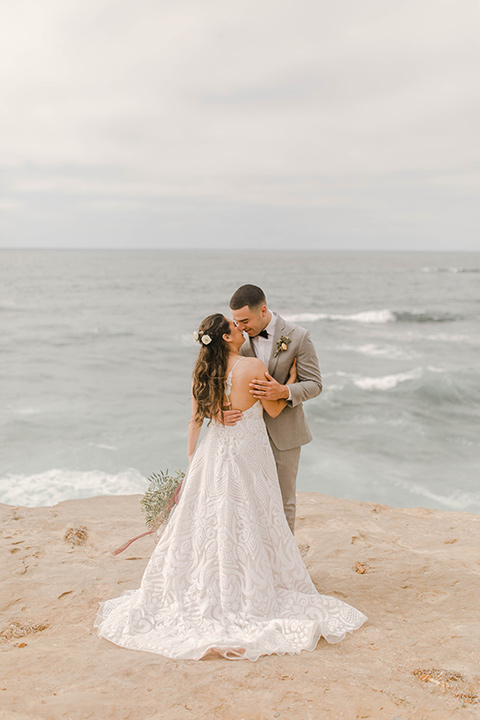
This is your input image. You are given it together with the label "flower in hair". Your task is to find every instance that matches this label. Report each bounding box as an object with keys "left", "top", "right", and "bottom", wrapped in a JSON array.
[{"left": 193, "top": 329, "right": 213, "bottom": 345}]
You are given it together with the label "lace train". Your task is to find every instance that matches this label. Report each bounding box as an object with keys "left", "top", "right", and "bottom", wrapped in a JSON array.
[{"left": 95, "top": 402, "right": 367, "bottom": 660}]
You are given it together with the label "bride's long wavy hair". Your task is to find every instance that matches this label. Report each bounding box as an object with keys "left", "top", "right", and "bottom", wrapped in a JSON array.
[{"left": 192, "top": 313, "right": 231, "bottom": 423}]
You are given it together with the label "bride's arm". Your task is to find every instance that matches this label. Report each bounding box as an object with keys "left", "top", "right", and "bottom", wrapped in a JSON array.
[
  {"left": 261, "top": 396, "right": 286, "bottom": 418},
  {"left": 246, "top": 359, "right": 290, "bottom": 418},
  {"left": 187, "top": 395, "right": 202, "bottom": 462},
  {"left": 259, "top": 359, "right": 297, "bottom": 418}
]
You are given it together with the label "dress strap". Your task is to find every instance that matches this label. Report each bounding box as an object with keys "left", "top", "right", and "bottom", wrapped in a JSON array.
[
  {"left": 225, "top": 357, "right": 244, "bottom": 404},
  {"left": 230, "top": 357, "right": 244, "bottom": 374}
]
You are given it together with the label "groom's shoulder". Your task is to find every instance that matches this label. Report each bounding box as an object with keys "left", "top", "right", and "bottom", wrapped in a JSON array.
[{"left": 277, "top": 314, "right": 310, "bottom": 342}]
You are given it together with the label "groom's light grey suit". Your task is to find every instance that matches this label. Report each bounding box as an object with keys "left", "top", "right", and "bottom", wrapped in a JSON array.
[{"left": 240, "top": 313, "right": 322, "bottom": 532}]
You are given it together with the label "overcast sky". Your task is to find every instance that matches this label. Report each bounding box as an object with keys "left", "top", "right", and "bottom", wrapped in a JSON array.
[{"left": 0, "top": 0, "right": 479, "bottom": 250}]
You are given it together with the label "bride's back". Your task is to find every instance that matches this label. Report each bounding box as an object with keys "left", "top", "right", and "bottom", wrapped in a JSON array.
[{"left": 225, "top": 357, "right": 265, "bottom": 412}]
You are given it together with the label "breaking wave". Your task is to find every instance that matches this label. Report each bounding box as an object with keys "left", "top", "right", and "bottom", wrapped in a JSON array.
[
  {"left": 421, "top": 267, "right": 480, "bottom": 274},
  {"left": 392, "top": 478, "right": 480, "bottom": 511},
  {"left": 353, "top": 368, "right": 422, "bottom": 391},
  {"left": 284, "top": 309, "right": 459, "bottom": 324},
  {"left": 0, "top": 468, "right": 147, "bottom": 508}
]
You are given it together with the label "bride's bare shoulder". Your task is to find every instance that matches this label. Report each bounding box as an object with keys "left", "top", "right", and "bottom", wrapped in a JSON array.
[{"left": 238, "top": 357, "right": 266, "bottom": 377}]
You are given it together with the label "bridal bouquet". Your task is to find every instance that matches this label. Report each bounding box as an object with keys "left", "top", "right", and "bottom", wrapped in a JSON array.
[
  {"left": 141, "top": 469, "right": 185, "bottom": 531},
  {"left": 113, "top": 469, "right": 185, "bottom": 555}
]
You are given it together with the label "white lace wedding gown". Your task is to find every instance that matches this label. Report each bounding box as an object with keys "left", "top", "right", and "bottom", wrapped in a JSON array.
[{"left": 95, "top": 364, "right": 367, "bottom": 660}]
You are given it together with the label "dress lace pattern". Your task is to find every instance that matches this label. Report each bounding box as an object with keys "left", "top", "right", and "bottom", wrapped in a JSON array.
[{"left": 95, "top": 368, "right": 367, "bottom": 660}]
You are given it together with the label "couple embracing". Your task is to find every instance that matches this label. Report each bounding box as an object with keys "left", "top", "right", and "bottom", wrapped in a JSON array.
[{"left": 95, "top": 285, "right": 366, "bottom": 661}]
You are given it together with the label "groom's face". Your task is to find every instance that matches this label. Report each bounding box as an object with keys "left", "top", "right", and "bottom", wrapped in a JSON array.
[{"left": 231, "top": 304, "right": 268, "bottom": 337}]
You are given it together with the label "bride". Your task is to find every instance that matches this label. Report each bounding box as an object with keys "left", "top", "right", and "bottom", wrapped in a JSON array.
[{"left": 95, "top": 313, "right": 367, "bottom": 660}]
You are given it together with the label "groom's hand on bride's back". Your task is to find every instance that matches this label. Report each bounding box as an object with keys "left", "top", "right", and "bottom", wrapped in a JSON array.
[{"left": 219, "top": 408, "right": 243, "bottom": 426}]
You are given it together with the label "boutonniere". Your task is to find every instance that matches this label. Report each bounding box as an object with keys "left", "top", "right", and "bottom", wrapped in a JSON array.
[{"left": 274, "top": 334, "right": 292, "bottom": 357}]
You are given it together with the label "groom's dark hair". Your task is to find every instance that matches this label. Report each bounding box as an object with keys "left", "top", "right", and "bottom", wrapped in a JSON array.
[{"left": 230, "top": 284, "right": 266, "bottom": 310}]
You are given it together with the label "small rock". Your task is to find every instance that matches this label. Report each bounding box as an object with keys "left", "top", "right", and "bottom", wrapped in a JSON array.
[
  {"left": 64, "top": 527, "right": 88, "bottom": 545},
  {"left": 1, "top": 619, "right": 49, "bottom": 640}
]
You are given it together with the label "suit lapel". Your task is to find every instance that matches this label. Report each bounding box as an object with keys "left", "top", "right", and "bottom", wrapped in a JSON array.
[
  {"left": 268, "top": 313, "right": 286, "bottom": 375},
  {"left": 241, "top": 334, "right": 255, "bottom": 357}
]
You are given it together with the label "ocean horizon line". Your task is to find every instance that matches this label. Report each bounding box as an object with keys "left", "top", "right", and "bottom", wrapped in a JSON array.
[{"left": 1, "top": 247, "right": 480, "bottom": 254}]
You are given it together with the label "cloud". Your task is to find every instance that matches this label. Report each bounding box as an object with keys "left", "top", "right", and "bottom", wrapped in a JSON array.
[
  {"left": 0, "top": 198, "right": 21, "bottom": 210},
  {"left": 0, "top": 0, "right": 478, "bottom": 248}
]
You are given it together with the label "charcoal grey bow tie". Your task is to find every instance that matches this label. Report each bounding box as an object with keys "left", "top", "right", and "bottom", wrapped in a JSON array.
[{"left": 254, "top": 329, "right": 269, "bottom": 339}]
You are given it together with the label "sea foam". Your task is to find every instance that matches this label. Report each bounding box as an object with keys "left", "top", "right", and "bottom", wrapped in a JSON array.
[
  {"left": 421, "top": 266, "right": 480, "bottom": 273},
  {"left": 354, "top": 368, "right": 422, "bottom": 391},
  {"left": 284, "top": 310, "right": 394, "bottom": 324},
  {"left": 393, "top": 477, "right": 480, "bottom": 511},
  {"left": 0, "top": 468, "right": 147, "bottom": 508},
  {"left": 337, "top": 343, "right": 415, "bottom": 360},
  {"left": 284, "top": 309, "right": 458, "bottom": 324}
]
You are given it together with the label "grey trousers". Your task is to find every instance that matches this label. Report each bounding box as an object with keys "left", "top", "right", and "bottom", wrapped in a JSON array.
[{"left": 270, "top": 441, "right": 301, "bottom": 535}]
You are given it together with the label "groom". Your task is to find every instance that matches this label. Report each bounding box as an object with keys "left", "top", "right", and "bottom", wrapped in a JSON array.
[{"left": 226, "top": 284, "right": 322, "bottom": 534}]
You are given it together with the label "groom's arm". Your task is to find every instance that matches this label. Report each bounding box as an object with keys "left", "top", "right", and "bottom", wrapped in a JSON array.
[
  {"left": 250, "top": 330, "right": 322, "bottom": 405},
  {"left": 286, "top": 330, "right": 322, "bottom": 408}
]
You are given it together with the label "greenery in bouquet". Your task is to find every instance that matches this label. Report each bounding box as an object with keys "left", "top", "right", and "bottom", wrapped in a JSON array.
[{"left": 140, "top": 469, "right": 185, "bottom": 532}]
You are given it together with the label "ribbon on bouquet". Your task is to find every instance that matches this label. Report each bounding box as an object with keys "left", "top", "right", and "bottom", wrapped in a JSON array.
[{"left": 112, "top": 480, "right": 183, "bottom": 556}]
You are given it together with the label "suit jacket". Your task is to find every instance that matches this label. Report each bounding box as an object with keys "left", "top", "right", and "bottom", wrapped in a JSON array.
[{"left": 239, "top": 313, "right": 322, "bottom": 451}]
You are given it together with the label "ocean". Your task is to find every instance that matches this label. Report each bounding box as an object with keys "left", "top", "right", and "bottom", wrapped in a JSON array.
[{"left": 1, "top": 250, "right": 479, "bottom": 512}]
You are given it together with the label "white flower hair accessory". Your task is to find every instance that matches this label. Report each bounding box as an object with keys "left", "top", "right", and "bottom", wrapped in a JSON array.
[{"left": 193, "top": 330, "right": 213, "bottom": 345}]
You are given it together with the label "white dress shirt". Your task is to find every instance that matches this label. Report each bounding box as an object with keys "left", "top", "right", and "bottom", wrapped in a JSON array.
[
  {"left": 251, "top": 312, "right": 277, "bottom": 367},
  {"left": 250, "top": 312, "right": 292, "bottom": 401}
]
